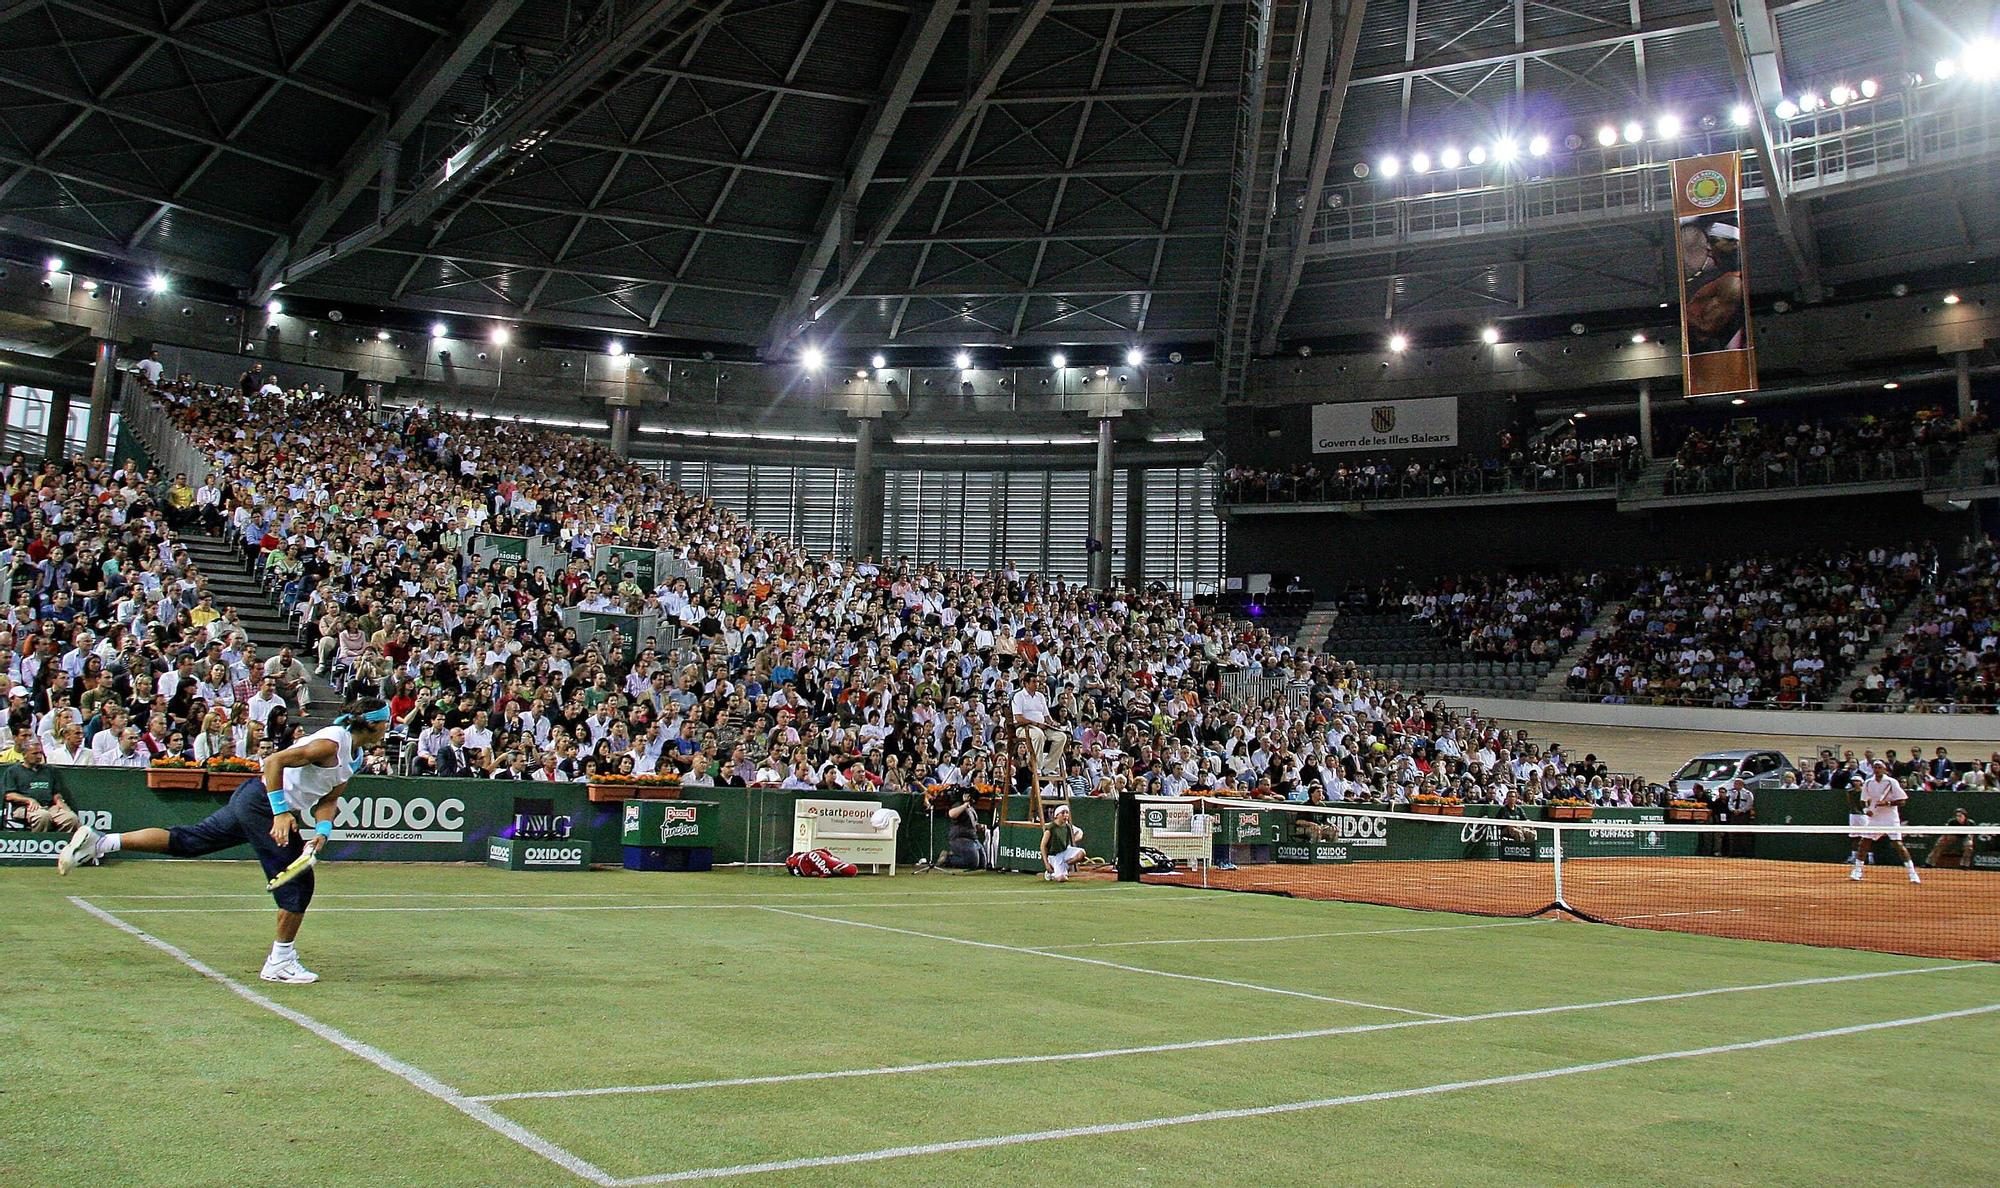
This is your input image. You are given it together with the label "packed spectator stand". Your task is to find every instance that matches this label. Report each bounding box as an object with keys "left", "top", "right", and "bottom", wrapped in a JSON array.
[
  {"left": 1854, "top": 539, "right": 2000, "bottom": 712},
  {"left": 0, "top": 373, "right": 1659, "bottom": 816},
  {"left": 1661, "top": 407, "right": 1976, "bottom": 496}
]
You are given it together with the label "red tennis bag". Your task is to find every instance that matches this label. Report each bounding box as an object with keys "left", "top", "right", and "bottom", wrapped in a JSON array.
[{"left": 785, "top": 848, "right": 858, "bottom": 878}]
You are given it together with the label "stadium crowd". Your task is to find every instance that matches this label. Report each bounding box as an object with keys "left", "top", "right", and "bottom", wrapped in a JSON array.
[
  {"left": 1661, "top": 406, "right": 1975, "bottom": 496},
  {"left": 1345, "top": 571, "right": 1603, "bottom": 664},
  {"left": 1562, "top": 545, "right": 1929, "bottom": 708},
  {"left": 0, "top": 374, "right": 1667, "bottom": 819},
  {"left": 1221, "top": 431, "right": 1641, "bottom": 504},
  {"left": 1853, "top": 539, "right": 2000, "bottom": 713}
]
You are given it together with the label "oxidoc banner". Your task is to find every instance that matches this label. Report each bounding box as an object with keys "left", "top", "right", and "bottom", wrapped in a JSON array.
[
  {"left": 1672, "top": 152, "right": 1757, "bottom": 397},
  {"left": 1310, "top": 396, "right": 1458, "bottom": 453}
]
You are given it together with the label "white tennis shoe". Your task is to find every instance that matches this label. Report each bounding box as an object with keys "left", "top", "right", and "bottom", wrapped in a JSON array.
[
  {"left": 1849, "top": 865, "right": 1864, "bottom": 881},
  {"left": 260, "top": 956, "right": 319, "bottom": 984},
  {"left": 57, "top": 826, "right": 101, "bottom": 876}
]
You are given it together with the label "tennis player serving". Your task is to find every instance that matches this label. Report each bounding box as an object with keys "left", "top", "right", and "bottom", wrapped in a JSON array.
[
  {"left": 58, "top": 700, "right": 393, "bottom": 984},
  {"left": 1852, "top": 759, "right": 1922, "bottom": 885}
]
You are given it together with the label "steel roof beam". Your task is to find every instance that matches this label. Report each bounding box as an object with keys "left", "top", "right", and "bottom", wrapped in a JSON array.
[
  {"left": 766, "top": 0, "right": 1059, "bottom": 354},
  {"left": 251, "top": 0, "right": 529, "bottom": 299},
  {"left": 1713, "top": 0, "right": 1822, "bottom": 300},
  {"left": 264, "top": 0, "right": 706, "bottom": 299},
  {"left": 1261, "top": 0, "right": 1366, "bottom": 353}
]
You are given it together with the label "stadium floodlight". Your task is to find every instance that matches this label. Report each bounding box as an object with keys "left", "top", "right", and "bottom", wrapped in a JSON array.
[
  {"left": 1467, "top": 145, "right": 1488, "bottom": 165},
  {"left": 1829, "top": 84, "right": 1852, "bottom": 106},
  {"left": 376, "top": 329, "right": 391, "bottom": 342},
  {"left": 44, "top": 256, "right": 63, "bottom": 273},
  {"left": 1439, "top": 146, "right": 1462, "bottom": 168},
  {"left": 1125, "top": 348, "right": 1144, "bottom": 367},
  {"left": 608, "top": 341, "right": 625, "bottom": 357},
  {"left": 1968, "top": 38, "right": 1999, "bottom": 80},
  {"left": 1527, "top": 134, "right": 1551, "bottom": 157},
  {"left": 147, "top": 273, "right": 170, "bottom": 294},
  {"left": 1481, "top": 326, "right": 1501, "bottom": 345},
  {"left": 1775, "top": 99, "right": 1799, "bottom": 119},
  {"left": 1410, "top": 151, "right": 1432, "bottom": 172},
  {"left": 799, "top": 345, "right": 824, "bottom": 370},
  {"left": 953, "top": 350, "right": 972, "bottom": 370},
  {"left": 1883, "top": 381, "right": 1900, "bottom": 390},
  {"left": 1935, "top": 57, "right": 1957, "bottom": 80},
  {"left": 1050, "top": 352, "right": 1067, "bottom": 369},
  {"left": 1730, "top": 104, "right": 1752, "bottom": 127},
  {"left": 431, "top": 322, "right": 448, "bottom": 338},
  {"left": 870, "top": 353, "right": 886, "bottom": 369},
  {"left": 1655, "top": 113, "right": 1682, "bottom": 137},
  {"left": 1377, "top": 155, "right": 1401, "bottom": 178},
  {"left": 266, "top": 299, "right": 283, "bottom": 315},
  {"left": 1798, "top": 91, "right": 1821, "bottom": 111},
  {"left": 1622, "top": 120, "right": 1644, "bottom": 143},
  {"left": 1631, "top": 332, "right": 1647, "bottom": 344},
  {"left": 490, "top": 326, "right": 511, "bottom": 347},
  {"left": 1943, "top": 293, "right": 1962, "bottom": 305},
  {"left": 1492, "top": 137, "right": 1517, "bottom": 163},
  {"left": 1859, "top": 78, "right": 1879, "bottom": 98},
  {"left": 1387, "top": 332, "right": 1409, "bottom": 353},
  {"left": 1596, "top": 125, "right": 1618, "bottom": 146}
]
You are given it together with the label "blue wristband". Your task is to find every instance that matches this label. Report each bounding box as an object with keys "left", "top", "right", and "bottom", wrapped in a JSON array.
[
  {"left": 267, "top": 789, "right": 288, "bottom": 815},
  {"left": 314, "top": 820, "right": 333, "bottom": 839}
]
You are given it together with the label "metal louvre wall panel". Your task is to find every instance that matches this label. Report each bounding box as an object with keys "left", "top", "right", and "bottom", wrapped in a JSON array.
[
  {"left": 1044, "top": 470, "right": 1092, "bottom": 583},
  {"left": 1143, "top": 466, "right": 1226, "bottom": 594},
  {"left": 796, "top": 466, "right": 853, "bottom": 557}
]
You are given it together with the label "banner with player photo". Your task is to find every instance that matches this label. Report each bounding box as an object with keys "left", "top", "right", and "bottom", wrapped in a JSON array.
[{"left": 1672, "top": 152, "right": 1757, "bottom": 398}]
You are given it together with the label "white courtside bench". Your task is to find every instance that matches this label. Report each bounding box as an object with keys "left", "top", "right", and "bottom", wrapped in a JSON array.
[{"left": 792, "top": 798, "right": 899, "bottom": 874}]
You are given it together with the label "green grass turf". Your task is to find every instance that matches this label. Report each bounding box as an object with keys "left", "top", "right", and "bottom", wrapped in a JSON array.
[{"left": 3, "top": 860, "right": 1997, "bottom": 1186}]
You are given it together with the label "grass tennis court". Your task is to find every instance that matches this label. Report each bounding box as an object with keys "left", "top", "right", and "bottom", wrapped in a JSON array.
[{"left": 4, "top": 863, "right": 1997, "bottom": 1185}]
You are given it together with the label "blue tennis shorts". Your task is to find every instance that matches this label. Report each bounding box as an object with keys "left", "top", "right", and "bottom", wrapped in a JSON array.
[{"left": 167, "top": 778, "right": 316, "bottom": 913}]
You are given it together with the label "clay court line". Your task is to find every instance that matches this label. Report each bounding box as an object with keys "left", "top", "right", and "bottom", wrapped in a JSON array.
[
  {"left": 1038, "top": 919, "right": 1549, "bottom": 949},
  {"left": 1611, "top": 909, "right": 1748, "bottom": 921},
  {"left": 469, "top": 961, "right": 1982, "bottom": 1103},
  {"left": 69, "top": 898, "right": 617, "bottom": 1187},
  {"left": 762, "top": 906, "right": 1456, "bottom": 1018},
  {"left": 89, "top": 886, "right": 1165, "bottom": 902},
  {"left": 613, "top": 1001, "right": 2000, "bottom": 1183}
]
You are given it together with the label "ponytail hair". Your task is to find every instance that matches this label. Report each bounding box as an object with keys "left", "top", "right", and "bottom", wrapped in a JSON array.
[{"left": 334, "top": 697, "right": 392, "bottom": 730}]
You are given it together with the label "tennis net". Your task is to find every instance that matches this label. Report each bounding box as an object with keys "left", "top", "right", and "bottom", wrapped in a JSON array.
[{"left": 1124, "top": 795, "right": 2000, "bottom": 962}]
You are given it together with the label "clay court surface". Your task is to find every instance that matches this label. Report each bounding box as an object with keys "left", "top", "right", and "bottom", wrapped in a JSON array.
[{"left": 1148, "top": 857, "right": 2000, "bottom": 962}]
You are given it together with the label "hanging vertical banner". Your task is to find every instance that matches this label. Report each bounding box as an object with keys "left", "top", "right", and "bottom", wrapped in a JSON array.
[{"left": 1672, "top": 152, "right": 1757, "bottom": 398}]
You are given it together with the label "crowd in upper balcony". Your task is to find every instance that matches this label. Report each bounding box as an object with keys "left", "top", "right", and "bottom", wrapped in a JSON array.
[
  {"left": 1221, "top": 430, "right": 1642, "bottom": 504},
  {"left": 1661, "top": 406, "right": 1976, "bottom": 496}
]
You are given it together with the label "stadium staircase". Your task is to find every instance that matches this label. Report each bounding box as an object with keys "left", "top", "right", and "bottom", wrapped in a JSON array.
[
  {"left": 1833, "top": 598, "right": 1925, "bottom": 707},
  {"left": 181, "top": 531, "right": 342, "bottom": 725},
  {"left": 1295, "top": 603, "right": 1343, "bottom": 650},
  {"left": 1320, "top": 611, "right": 1552, "bottom": 695},
  {"left": 1531, "top": 603, "right": 1621, "bottom": 697}
]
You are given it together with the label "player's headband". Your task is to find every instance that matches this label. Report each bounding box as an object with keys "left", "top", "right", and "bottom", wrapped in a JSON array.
[{"left": 337, "top": 706, "right": 394, "bottom": 728}]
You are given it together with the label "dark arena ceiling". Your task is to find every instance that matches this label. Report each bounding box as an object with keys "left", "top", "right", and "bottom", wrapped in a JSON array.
[{"left": 0, "top": 0, "right": 1993, "bottom": 369}]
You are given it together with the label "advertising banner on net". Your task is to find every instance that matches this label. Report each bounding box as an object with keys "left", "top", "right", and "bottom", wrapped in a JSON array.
[{"left": 1310, "top": 396, "right": 1459, "bottom": 453}]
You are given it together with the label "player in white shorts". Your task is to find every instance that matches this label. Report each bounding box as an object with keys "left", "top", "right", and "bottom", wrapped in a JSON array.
[{"left": 1852, "top": 760, "right": 1920, "bottom": 884}]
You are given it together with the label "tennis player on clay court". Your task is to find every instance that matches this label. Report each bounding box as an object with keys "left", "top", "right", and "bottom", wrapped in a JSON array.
[
  {"left": 58, "top": 700, "right": 393, "bottom": 983},
  {"left": 1852, "top": 758, "right": 1922, "bottom": 885}
]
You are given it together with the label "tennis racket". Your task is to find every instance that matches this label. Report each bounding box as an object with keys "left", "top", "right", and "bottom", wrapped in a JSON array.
[{"left": 267, "top": 847, "right": 318, "bottom": 891}]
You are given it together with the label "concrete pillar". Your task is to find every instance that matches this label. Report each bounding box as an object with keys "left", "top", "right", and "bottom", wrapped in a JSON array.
[
  {"left": 609, "top": 404, "right": 634, "bottom": 458},
  {"left": 44, "top": 384, "right": 71, "bottom": 460},
  {"left": 1636, "top": 377, "right": 1654, "bottom": 458},
  {"left": 1957, "top": 351, "right": 1974, "bottom": 421},
  {"left": 1123, "top": 465, "right": 1145, "bottom": 588},
  {"left": 850, "top": 417, "right": 883, "bottom": 560},
  {"left": 85, "top": 337, "right": 116, "bottom": 461},
  {"left": 0, "top": 385, "right": 12, "bottom": 452},
  {"left": 1091, "top": 418, "right": 1115, "bottom": 588}
]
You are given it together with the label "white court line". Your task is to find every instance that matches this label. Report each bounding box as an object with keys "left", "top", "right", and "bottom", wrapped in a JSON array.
[
  {"left": 469, "top": 961, "right": 1983, "bottom": 1103},
  {"left": 759, "top": 906, "right": 1453, "bottom": 1019},
  {"left": 68, "top": 897, "right": 616, "bottom": 1187},
  {"left": 103, "top": 893, "right": 1104, "bottom": 915},
  {"left": 616, "top": 1001, "right": 2000, "bottom": 1184},
  {"left": 86, "top": 886, "right": 1163, "bottom": 902},
  {"left": 1039, "top": 919, "right": 1548, "bottom": 950}
]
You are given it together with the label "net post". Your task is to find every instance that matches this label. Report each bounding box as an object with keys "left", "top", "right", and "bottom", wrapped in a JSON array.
[
  {"left": 1551, "top": 822, "right": 1567, "bottom": 913},
  {"left": 1115, "top": 791, "right": 1139, "bottom": 882}
]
